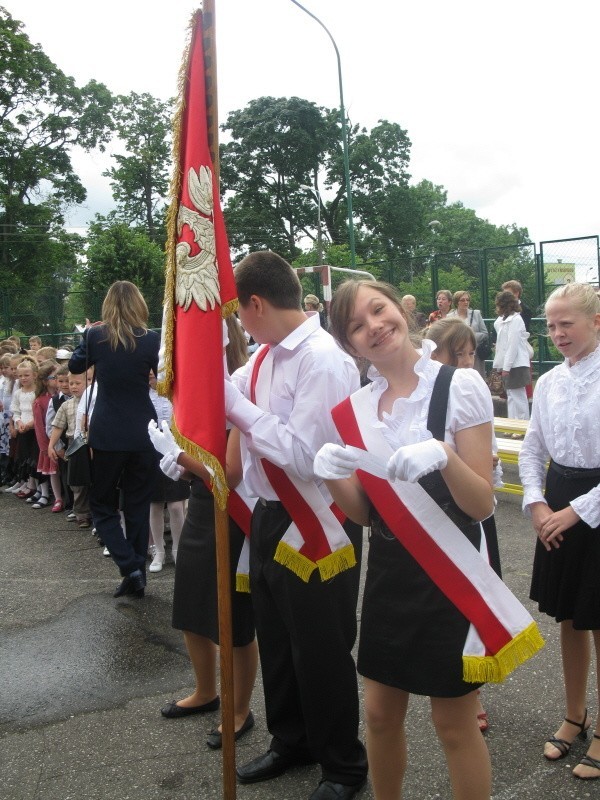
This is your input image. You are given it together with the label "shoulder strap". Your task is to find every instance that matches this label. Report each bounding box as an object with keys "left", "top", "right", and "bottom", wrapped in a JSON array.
[{"left": 426, "top": 364, "right": 455, "bottom": 441}]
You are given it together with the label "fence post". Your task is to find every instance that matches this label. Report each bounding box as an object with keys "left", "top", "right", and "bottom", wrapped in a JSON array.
[{"left": 480, "top": 249, "right": 489, "bottom": 318}]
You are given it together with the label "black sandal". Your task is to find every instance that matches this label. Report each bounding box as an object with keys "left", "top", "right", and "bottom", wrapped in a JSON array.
[
  {"left": 574, "top": 734, "right": 600, "bottom": 780},
  {"left": 545, "top": 709, "right": 589, "bottom": 761}
]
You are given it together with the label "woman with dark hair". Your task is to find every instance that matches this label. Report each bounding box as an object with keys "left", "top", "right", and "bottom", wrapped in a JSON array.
[
  {"left": 447, "top": 291, "right": 490, "bottom": 378},
  {"left": 492, "top": 290, "right": 532, "bottom": 421},
  {"left": 428, "top": 289, "right": 453, "bottom": 324},
  {"left": 69, "top": 281, "right": 160, "bottom": 598}
]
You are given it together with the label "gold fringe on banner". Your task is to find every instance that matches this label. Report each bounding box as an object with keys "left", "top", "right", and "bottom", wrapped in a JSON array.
[
  {"left": 236, "top": 574, "right": 250, "bottom": 594},
  {"left": 462, "top": 622, "right": 545, "bottom": 683},
  {"left": 170, "top": 416, "right": 229, "bottom": 511},
  {"left": 159, "top": 10, "right": 201, "bottom": 400}
]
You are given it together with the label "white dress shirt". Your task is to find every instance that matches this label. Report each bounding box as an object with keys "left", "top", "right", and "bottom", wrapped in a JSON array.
[
  {"left": 519, "top": 344, "right": 600, "bottom": 527},
  {"left": 232, "top": 314, "right": 360, "bottom": 500}
]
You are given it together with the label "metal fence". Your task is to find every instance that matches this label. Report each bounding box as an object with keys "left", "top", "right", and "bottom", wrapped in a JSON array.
[{"left": 2, "top": 236, "right": 598, "bottom": 362}]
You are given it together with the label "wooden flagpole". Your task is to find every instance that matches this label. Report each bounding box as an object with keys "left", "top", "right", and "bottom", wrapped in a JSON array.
[{"left": 202, "top": 2, "right": 236, "bottom": 798}]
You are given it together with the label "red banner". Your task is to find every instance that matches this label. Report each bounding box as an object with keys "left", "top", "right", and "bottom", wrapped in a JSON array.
[{"left": 159, "top": 9, "right": 237, "bottom": 509}]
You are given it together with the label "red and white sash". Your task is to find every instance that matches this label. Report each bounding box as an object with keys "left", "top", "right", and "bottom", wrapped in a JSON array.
[
  {"left": 332, "top": 386, "right": 544, "bottom": 683},
  {"left": 249, "top": 346, "right": 356, "bottom": 582},
  {"left": 228, "top": 483, "right": 255, "bottom": 593}
]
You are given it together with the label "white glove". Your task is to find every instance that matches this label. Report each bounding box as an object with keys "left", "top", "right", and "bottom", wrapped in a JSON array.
[
  {"left": 148, "top": 419, "right": 183, "bottom": 458},
  {"left": 386, "top": 439, "right": 447, "bottom": 483},
  {"left": 224, "top": 380, "right": 264, "bottom": 433},
  {"left": 314, "top": 443, "right": 360, "bottom": 480},
  {"left": 160, "top": 451, "right": 185, "bottom": 481}
]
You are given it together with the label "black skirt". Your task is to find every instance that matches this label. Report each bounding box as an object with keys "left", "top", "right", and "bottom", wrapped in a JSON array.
[
  {"left": 149, "top": 466, "right": 190, "bottom": 503},
  {"left": 357, "top": 509, "right": 484, "bottom": 698},
  {"left": 530, "top": 463, "right": 600, "bottom": 629},
  {"left": 15, "top": 429, "right": 39, "bottom": 479},
  {"left": 171, "top": 480, "right": 255, "bottom": 647}
]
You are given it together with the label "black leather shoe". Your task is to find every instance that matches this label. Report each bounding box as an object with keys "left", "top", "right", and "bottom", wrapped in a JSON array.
[
  {"left": 236, "top": 749, "right": 313, "bottom": 784},
  {"left": 161, "top": 696, "right": 220, "bottom": 718},
  {"left": 129, "top": 570, "right": 146, "bottom": 597},
  {"left": 206, "top": 710, "right": 254, "bottom": 749},
  {"left": 309, "top": 778, "right": 367, "bottom": 799},
  {"left": 113, "top": 576, "right": 132, "bottom": 597},
  {"left": 113, "top": 571, "right": 146, "bottom": 598}
]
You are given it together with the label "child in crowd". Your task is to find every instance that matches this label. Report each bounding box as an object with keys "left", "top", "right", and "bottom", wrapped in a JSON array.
[
  {"left": 28, "top": 335, "right": 42, "bottom": 352},
  {"left": 9, "top": 358, "right": 40, "bottom": 499},
  {"left": 0, "top": 353, "right": 13, "bottom": 484},
  {"left": 36, "top": 346, "right": 57, "bottom": 364},
  {"left": 519, "top": 283, "right": 600, "bottom": 780},
  {"left": 30, "top": 361, "right": 59, "bottom": 509},
  {"left": 147, "top": 371, "right": 189, "bottom": 572},
  {"left": 45, "top": 365, "right": 72, "bottom": 512},
  {"left": 425, "top": 316, "right": 503, "bottom": 735},
  {"left": 48, "top": 372, "right": 91, "bottom": 528},
  {"left": 2, "top": 355, "right": 23, "bottom": 491}
]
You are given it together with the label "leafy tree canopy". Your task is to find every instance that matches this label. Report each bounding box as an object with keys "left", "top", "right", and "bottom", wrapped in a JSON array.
[
  {"left": 0, "top": 6, "right": 113, "bottom": 290},
  {"left": 103, "top": 91, "right": 172, "bottom": 244}
]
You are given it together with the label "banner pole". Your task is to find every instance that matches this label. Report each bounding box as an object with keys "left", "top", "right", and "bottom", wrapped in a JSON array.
[{"left": 202, "top": 3, "right": 236, "bottom": 798}]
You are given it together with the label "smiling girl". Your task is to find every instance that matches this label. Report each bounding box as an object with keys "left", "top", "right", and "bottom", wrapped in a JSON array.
[
  {"left": 519, "top": 282, "right": 600, "bottom": 780},
  {"left": 313, "top": 280, "right": 543, "bottom": 800}
]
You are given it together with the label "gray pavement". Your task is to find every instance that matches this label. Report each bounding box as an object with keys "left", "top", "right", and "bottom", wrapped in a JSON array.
[{"left": 0, "top": 468, "right": 595, "bottom": 799}]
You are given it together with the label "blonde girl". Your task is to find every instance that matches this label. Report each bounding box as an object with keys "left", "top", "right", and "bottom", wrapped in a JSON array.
[
  {"left": 519, "top": 282, "right": 600, "bottom": 780},
  {"left": 10, "top": 359, "right": 40, "bottom": 498}
]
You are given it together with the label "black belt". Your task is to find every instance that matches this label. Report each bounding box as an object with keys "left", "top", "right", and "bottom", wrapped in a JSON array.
[
  {"left": 550, "top": 461, "right": 600, "bottom": 480},
  {"left": 258, "top": 498, "right": 283, "bottom": 509}
]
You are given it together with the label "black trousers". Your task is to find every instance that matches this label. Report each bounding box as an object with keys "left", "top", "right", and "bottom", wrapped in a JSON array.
[
  {"left": 249, "top": 502, "right": 367, "bottom": 786},
  {"left": 90, "top": 448, "right": 158, "bottom": 577}
]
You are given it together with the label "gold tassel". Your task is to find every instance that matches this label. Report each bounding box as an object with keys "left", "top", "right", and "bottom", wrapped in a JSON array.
[
  {"left": 274, "top": 541, "right": 317, "bottom": 583},
  {"left": 221, "top": 297, "right": 239, "bottom": 319},
  {"left": 316, "top": 544, "right": 357, "bottom": 580},
  {"left": 462, "top": 622, "right": 545, "bottom": 683},
  {"left": 170, "top": 417, "right": 229, "bottom": 511},
  {"left": 236, "top": 573, "right": 250, "bottom": 594}
]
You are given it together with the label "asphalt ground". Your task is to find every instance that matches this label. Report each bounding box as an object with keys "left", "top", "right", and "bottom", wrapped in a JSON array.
[{"left": 0, "top": 464, "right": 597, "bottom": 800}]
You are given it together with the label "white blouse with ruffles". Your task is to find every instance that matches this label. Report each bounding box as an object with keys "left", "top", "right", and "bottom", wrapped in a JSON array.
[
  {"left": 518, "top": 344, "right": 600, "bottom": 528},
  {"left": 366, "top": 339, "right": 494, "bottom": 452}
]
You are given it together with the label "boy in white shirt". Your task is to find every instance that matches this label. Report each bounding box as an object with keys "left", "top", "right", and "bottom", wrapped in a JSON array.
[{"left": 224, "top": 252, "right": 367, "bottom": 800}]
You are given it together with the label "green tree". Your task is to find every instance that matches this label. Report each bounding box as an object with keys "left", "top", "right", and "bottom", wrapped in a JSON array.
[
  {"left": 103, "top": 92, "right": 172, "bottom": 244},
  {"left": 0, "top": 7, "right": 113, "bottom": 295},
  {"left": 80, "top": 219, "right": 165, "bottom": 325},
  {"left": 220, "top": 96, "right": 341, "bottom": 260}
]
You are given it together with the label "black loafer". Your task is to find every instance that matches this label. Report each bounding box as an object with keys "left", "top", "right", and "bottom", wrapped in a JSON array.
[
  {"left": 236, "top": 749, "right": 314, "bottom": 784},
  {"left": 206, "top": 710, "right": 254, "bottom": 749},
  {"left": 309, "top": 778, "right": 367, "bottom": 799},
  {"left": 161, "top": 696, "right": 220, "bottom": 718},
  {"left": 114, "top": 571, "right": 146, "bottom": 598}
]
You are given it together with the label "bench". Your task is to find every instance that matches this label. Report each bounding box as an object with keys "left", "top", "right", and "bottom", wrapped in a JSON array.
[{"left": 494, "top": 417, "right": 528, "bottom": 496}]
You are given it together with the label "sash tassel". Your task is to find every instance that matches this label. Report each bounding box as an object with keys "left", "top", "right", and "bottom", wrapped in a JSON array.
[{"left": 462, "top": 622, "right": 545, "bottom": 683}]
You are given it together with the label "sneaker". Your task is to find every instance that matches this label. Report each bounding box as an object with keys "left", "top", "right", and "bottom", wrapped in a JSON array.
[
  {"left": 149, "top": 553, "right": 164, "bottom": 573},
  {"left": 67, "top": 512, "right": 76, "bottom": 520},
  {"left": 103, "top": 547, "right": 110, "bottom": 557},
  {"left": 4, "top": 482, "right": 21, "bottom": 493},
  {"left": 78, "top": 520, "right": 91, "bottom": 529}
]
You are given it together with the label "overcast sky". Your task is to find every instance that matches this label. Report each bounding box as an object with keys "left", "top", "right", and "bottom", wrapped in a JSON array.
[{"left": 9, "top": 0, "right": 600, "bottom": 251}]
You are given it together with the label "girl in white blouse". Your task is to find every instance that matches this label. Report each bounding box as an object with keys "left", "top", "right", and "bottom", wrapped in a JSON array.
[
  {"left": 315, "top": 280, "right": 496, "bottom": 800},
  {"left": 519, "top": 282, "right": 600, "bottom": 780}
]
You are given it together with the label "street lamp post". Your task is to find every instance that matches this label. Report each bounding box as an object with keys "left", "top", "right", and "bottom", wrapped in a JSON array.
[{"left": 289, "top": 0, "right": 356, "bottom": 268}]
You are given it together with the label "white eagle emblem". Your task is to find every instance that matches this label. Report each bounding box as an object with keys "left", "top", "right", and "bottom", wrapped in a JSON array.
[{"left": 175, "top": 166, "right": 221, "bottom": 311}]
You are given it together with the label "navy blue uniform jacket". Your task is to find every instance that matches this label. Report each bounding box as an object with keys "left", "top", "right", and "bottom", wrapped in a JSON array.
[{"left": 69, "top": 325, "right": 159, "bottom": 452}]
